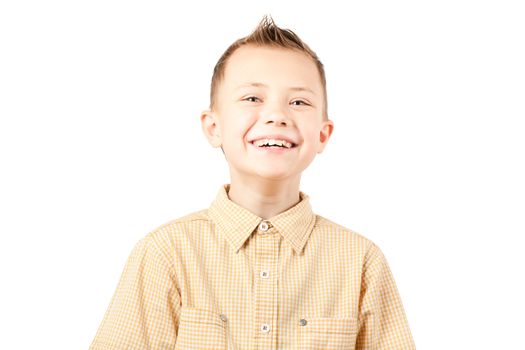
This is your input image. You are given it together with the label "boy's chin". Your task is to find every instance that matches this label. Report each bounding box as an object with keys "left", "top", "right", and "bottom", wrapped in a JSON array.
[
  {"left": 251, "top": 169, "right": 299, "bottom": 181},
  {"left": 230, "top": 164, "right": 301, "bottom": 182}
]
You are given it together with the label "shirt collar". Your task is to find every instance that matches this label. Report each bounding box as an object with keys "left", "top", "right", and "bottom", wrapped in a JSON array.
[{"left": 208, "top": 184, "right": 316, "bottom": 255}]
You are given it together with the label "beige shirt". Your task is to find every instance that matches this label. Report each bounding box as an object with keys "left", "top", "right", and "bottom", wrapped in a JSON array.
[{"left": 90, "top": 184, "right": 415, "bottom": 349}]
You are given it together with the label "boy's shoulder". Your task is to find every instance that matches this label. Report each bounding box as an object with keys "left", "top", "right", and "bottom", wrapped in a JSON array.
[
  {"left": 145, "top": 209, "right": 210, "bottom": 238},
  {"left": 314, "top": 214, "right": 375, "bottom": 247},
  {"left": 133, "top": 209, "right": 210, "bottom": 254}
]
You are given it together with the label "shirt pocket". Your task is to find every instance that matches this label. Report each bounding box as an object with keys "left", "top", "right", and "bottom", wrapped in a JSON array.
[
  {"left": 299, "top": 317, "right": 358, "bottom": 350},
  {"left": 175, "top": 306, "right": 228, "bottom": 350}
]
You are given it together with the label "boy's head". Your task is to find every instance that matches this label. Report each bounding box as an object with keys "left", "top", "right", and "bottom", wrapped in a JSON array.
[{"left": 201, "top": 15, "right": 334, "bottom": 183}]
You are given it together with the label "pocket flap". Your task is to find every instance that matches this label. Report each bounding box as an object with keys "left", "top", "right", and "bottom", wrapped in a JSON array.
[{"left": 175, "top": 307, "right": 228, "bottom": 349}]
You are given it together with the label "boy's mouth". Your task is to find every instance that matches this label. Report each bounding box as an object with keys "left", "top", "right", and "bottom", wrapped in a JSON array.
[
  {"left": 250, "top": 142, "right": 297, "bottom": 149},
  {"left": 249, "top": 137, "right": 298, "bottom": 149},
  {"left": 249, "top": 141, "right": 298, "bottom": 154},
  {"left": 250, "top": 142, "right": 297, "bottom": 155}
]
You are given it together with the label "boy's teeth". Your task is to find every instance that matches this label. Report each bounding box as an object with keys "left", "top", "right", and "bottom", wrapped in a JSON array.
[{"left": 253, "top": 138, "right": 293, "bottom": 148}]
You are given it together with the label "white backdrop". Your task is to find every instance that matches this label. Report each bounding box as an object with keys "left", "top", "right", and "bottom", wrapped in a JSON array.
[{"left": 1, "top": 1, "right": 524, "bottom": 349}]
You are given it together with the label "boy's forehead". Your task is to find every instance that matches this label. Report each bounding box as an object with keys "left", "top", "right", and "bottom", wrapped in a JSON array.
[{"left": 222, "top": 45, "right": 322, "bottom": 93}]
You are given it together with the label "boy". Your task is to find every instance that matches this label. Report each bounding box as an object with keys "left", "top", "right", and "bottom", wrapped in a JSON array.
[{"left": 90, "top": 15, "right": 415, "bottom": 349}]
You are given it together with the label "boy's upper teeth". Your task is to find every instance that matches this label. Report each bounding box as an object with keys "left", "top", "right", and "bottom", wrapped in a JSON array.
[{"left": 254, "top": 138, "right": 293, "bottom": 148}]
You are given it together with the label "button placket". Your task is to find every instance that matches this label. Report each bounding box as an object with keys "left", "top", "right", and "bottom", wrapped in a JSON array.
[{"left": 254, "top": 220, "right": 278, "bottom": 348}]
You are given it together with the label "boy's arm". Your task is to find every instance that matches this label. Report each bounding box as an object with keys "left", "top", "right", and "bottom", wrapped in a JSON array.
[
  {"left": 356, "top": 242, "right": 416, "bottom": 349},
  {"left": 89, "top": 234, "right": 181, "bottom": 350}
]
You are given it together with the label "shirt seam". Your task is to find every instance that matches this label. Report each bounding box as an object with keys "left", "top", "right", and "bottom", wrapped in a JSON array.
[
  {"left": 144, "top": 232, "right": 181, "bottom": 296},
  {"left": 358, "top": 241, "right": 377, "bottom": 324}
]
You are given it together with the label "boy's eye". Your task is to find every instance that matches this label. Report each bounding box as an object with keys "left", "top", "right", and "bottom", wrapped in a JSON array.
[
  {"left": 291, "top": 100, "right": 309, "bottom": 106},
  {"left": 243, "top": 96, "right": 260, "bottom": 102}
]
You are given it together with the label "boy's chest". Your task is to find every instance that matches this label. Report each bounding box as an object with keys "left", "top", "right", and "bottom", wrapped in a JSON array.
[{"left": 173, "top": 229, "right": 363, "bottom": 349}]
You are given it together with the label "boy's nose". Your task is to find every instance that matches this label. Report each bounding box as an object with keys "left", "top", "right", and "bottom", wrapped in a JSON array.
[{"left": 263, "top": 109, "right": 291, "bottom": 126}]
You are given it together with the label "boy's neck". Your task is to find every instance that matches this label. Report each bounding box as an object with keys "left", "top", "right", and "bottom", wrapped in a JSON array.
[{"left": 227, "top": 176, "right": 301, "bottom": 220}]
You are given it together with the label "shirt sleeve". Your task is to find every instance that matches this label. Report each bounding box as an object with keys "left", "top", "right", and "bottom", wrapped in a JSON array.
[
  {"left": 356, "top": 242, "right": 416, "bottom": 349},
  {"left": 89, "top": 234, "right": 181, "bottom": 350}
]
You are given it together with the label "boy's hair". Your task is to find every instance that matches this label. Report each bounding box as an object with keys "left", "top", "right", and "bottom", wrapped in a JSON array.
[{"left": 210, "top": 15, "right": 329, "bottom": 120}]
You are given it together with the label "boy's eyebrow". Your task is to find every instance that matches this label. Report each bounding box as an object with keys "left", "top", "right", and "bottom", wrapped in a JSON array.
[{"left": 236, "top": 82, "right": 316, "bottom": 95}]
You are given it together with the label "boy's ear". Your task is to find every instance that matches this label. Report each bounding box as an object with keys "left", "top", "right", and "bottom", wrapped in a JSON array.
[
  {"left": 317, "top": 119, "right": 334, "bottom": 154},
  {"left": 200, "top": 109, "right": 222, "bottom": 148}
]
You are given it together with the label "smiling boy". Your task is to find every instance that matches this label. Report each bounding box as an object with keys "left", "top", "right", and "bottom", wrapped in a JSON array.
[
  {"left": 90, "top": 16, "right": 415, "bottom": 350},
  {"left": 201, "top": 43, "right": 330, "bottom": 219}
]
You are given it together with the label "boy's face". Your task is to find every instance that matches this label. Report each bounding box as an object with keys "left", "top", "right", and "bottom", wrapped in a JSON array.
[{"left": 201, "top": 45, "right": 333, "bottom": 183}]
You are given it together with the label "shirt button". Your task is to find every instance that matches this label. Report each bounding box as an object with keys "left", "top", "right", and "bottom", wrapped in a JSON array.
[
  {"left": 219, "top": 314, "right": 228, "bottom": 322},
  {"left": 299, "top": 318, "right": 307, "bottom": 326},
  {"left": 258, "top": 221, "right": 269, "bottom": 232},
  {"left": 261, "top": 323, "right": 271, "bottom": 333},
  {"left": 260, "top": 270, "right": 269, "bottom": 278}
]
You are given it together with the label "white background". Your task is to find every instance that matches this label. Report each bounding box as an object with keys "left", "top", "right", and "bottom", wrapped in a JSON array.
[{"left": 1, "top": 0, "right": 524, "bottom": 349}]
